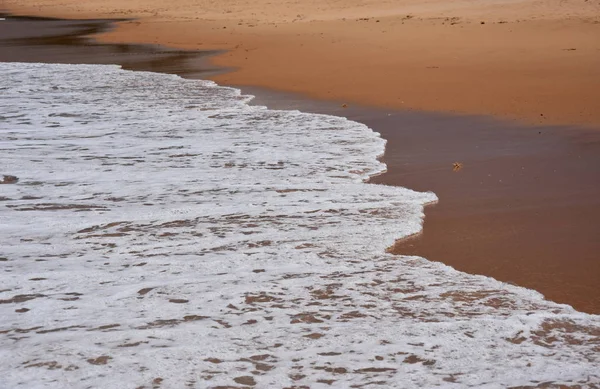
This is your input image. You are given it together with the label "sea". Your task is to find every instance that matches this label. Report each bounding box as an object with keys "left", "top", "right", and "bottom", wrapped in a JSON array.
[{"left": 0, "top": 62, "right": 599, "bottom": 388}]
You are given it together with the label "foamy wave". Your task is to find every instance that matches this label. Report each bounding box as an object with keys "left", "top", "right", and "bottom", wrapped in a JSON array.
[{"left": 0, "top": 63, "right": 598, "bottom": 388}]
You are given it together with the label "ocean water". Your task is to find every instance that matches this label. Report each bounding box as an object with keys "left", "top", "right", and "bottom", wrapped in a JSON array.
[{"left": 0, "top": 62, "right": 598, "bottom": 388}]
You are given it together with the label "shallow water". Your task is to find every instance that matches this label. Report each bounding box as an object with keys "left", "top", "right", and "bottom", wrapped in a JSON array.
[{"left": 0, "top": 63, "right": 598, "bottom": 388}]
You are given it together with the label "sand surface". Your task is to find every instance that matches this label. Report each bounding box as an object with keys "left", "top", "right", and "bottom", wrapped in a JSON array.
[
  {"left": 247, "top": 88, "right": 600, "bottom": 314},
  {"left": 3, "top": 0, "right": 600, "bottom": 127}
]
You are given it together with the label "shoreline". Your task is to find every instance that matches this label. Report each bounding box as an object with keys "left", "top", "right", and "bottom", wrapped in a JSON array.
[
  {"left": 3, "top": 61, "right": 600, "bottom": 384},
  {"left": 3, "top": 1, "right": 600, "bottom": 128},
  {"left": 1, "top": 14, "right": 599, "bottom": 314},
  {"left": 245, "top": 86, "right": 600, "bottom": 314}
]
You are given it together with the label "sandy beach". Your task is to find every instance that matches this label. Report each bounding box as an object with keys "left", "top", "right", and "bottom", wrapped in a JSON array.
[
  {"left": 248, "top": 89, "right": 600, "bottom": 314},
  {"left": 1, "top": 13, "right": 599, "bottom": 314},
  {"left": 1, "top": 8, "right": 600, "bottom": 389},
  {"left": 3, "top": 0, "right": 600, "bottom": 127}
]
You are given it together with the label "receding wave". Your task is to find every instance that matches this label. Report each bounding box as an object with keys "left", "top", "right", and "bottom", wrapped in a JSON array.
[{"left": 0, "top": 63, "right": 598, "bottom": 388}]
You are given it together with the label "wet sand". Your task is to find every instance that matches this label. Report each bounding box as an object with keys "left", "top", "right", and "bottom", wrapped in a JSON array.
[
  {"left": 0, "top": 15, "right": 225, "bottom": 78},
  {"left": 1, "top": 15, "right": 599, "bottom": 313},
  {"left": 246, "top": 90, "right": 600, "bottom": 314}
]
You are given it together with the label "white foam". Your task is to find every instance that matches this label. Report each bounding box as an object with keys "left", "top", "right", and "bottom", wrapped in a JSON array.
[{"left": 0, "top": 62, "right": 598, "bottom": 388}]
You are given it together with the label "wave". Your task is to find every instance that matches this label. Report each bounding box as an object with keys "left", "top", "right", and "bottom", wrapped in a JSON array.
[{"left": 0, "top": 62, "right": 598, "bottom": 388}]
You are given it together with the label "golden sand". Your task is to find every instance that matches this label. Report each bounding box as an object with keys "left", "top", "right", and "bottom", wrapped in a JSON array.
[{"left": 3, "top": 0, "right": 600, "bottom": 127}]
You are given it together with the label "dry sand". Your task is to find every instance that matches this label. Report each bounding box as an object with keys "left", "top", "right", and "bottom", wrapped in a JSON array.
[{"left": 3, "top": 0, "right": 600, "bottom": 127}]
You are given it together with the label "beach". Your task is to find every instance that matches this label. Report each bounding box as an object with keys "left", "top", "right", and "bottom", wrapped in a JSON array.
[
  {"left": 3, "top": 0, "right": 600, "bottom": 127},
  {"left": 249, "top": 89, "right": 600, "bottom": 315},
  {"left": 2, "top": 14, "right": 599, "bottom": 313},
  {"left": 1, "top": 4, "right": 600, "bottom": 388}
]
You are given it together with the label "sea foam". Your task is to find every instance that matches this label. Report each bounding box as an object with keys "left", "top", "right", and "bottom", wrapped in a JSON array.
[{"left": 0, "top": 62, "right": 598, "bottom": 388}]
